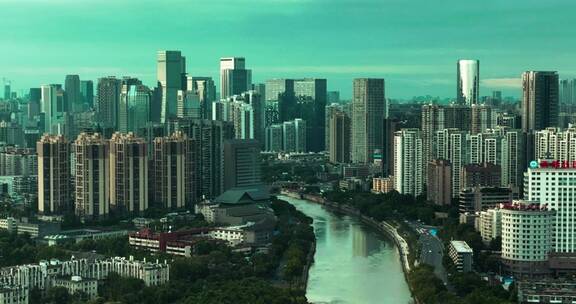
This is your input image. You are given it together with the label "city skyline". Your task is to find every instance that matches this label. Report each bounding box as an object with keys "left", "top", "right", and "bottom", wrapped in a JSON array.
[{"left": 2, "top": 0, "right": 576, "bottom": 99}]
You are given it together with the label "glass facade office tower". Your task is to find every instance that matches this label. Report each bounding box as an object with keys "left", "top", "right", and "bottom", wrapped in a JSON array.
[
  {"left": 80, "top": 80, "right": 94, "bottom": 107},
  {"left": 157, "top": 50, "right": 186, "bottom": 123},
  {"left": 457, "top": 59, "right": 480, "bottom": 105},
  {"left": 522, "top": 71, "right": 559, "bottom": 164},
  {"left": 119, "top": 80, "right": 151, "bottom": 135},
  {"left": 40, "top": 84, "right": 68, "bottom": 135},
  {"left": 220, "top": 57, "right": 251, "bottom": 99},
  {"left": 352, "top": 78, "right": 386, "bottom": 164},
  {"left": 65, "top": 75, "right": 81, "bottom": 112},
  {"left": 521, "top": 71, "right": 559, "bottom": 133}
]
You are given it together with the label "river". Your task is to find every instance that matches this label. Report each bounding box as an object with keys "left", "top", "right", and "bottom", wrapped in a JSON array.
[{"left": 280, "top": 195, "right": 413, "bottom": 304}]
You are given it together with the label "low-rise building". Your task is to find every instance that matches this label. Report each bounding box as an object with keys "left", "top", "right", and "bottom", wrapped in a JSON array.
[
  {"left": 459, "top": 186, "right": 518, "bottom": 214},
  {"left": 372, "top": 176, "right": 394, "bottom": 194},
  {"left": 0, "top": 217, "right": 61, "bottom": 238},
  {"left": 448, "top": 240, "right": 473, "bottom": 272},
  {"left": 54, "top": 276, "right": 98, "bottom": 301},
  {"left": 0, "top": 285, "right": 28, "bottom": 304},
  {"left": 478, "top": 208, "right": 502, "bottom": 244},
  {"left": 518, "top": 279, "right": 576, "bottom": 304},
  {"left": 0, "top": 256, "right": 168, "bottom": 301}
]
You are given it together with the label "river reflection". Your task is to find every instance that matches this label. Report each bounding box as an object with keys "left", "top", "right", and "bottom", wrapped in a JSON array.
[{"left": 281, "top": 195, "right": 413, "bottom": 304}]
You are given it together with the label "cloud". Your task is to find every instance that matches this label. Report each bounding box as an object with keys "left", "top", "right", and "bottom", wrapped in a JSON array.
[{"left": 481, "top": 78, "right": 521, "bottom": 89}]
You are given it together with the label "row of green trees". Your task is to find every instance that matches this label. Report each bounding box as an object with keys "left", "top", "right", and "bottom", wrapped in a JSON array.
[{"left": 5, "top": 199, "right": 314, "bottom": 304}]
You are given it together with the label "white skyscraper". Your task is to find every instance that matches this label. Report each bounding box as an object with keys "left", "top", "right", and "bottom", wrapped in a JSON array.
[
  {"left": 394, "top": 129, "right": 423, "bottom": 196},
  {"left": 535, "top": 127, "right": 576, "bottom": 162},
  {"left": 525, "top": 160, "right": 576, "bottom": 254},
  {"left": 457, "top": 59, "right": 479, "bottom": 105}
]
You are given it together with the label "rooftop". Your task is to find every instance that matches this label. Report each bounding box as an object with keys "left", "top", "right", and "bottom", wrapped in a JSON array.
[{"left": 451, "top": 240, "right": 473, "bottom": 253}]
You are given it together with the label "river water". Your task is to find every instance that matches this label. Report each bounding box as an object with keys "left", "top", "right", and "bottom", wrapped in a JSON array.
[{"left": 280, "top": 195, "right": 413, "bottom": 304}]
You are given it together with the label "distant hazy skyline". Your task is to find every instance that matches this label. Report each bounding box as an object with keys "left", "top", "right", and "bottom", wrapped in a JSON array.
[{"left": 1, "top": 0, "right": 575, "bottom": 99}]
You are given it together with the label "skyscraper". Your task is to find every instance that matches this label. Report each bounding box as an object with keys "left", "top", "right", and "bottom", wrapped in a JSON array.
[
  {"left": 471, "top": 104, "right": 493, "bottom": 134},
  {"left": 282, "top": 119, "right": 307, "bottom": 153},
  {"left": 119, "top": 80, "right": 151, "bottom": 134},
  {"left": 40, "top": 84, "right": 68, "bottom": 135},
  {"left": 223, "top": 139, "right": 262, "bottom": 191},
  {"left": 220, "top": 57, "right": 251, "bottom": 99},
  {"left": 522, "top": 71, "right": 559, "bottom": 166},
  {"left": 37, "top": 134, "right": 71, "bottom": 215},
  {"left": 80, "top": 80, "right": 94, "bottom": 107},
  {"left": 191, "top": 76, "right": 216, "bottom": 119},
  {"left": 109, "top": 132, "right": 148, "bottom": 215},
  {"left": 456, "top": 59, "right": 479, "bottom": 105},
  {"left": 157, "top": 50, "right": 186, "bottom": 123},
  {"left": 294, "top": 78, "right": 328, "bottom": 152},
  {"left": 65, "top": 75, "right": 81, "bottom": 112},
  {"left": 393, "top": 129, "right": 423, "bottom": 196},
  {"left": 560, "top": 79, "right": 576, "bottom": 112},
  {"left": 74, "top": 133, "right": 110, "bottom": 221},
  {"left": 329, "top": 110, "right": 351, "bottom": 163},
  {"left": 352, "top": 78, "right": 386, "bottom": 164},
  {"left": 265, "top": 124, "right": 283, "bottom": 152},
  {"left": 167, "top": 119, "right": 235, "bottom": 200},
  {"left": 521, "top": 71, "right": 559, "bottom": 133},
  {"left": 96, "top": 77, "right": 121, "bottom": 129}
]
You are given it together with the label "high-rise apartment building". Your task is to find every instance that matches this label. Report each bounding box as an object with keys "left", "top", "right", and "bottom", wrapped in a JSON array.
[
  {"left": 534, "top": 127, "right": 576, "bottom": 162},
  {"left": 96, "top": 77, "right": 122, "bottom": 129},
  {"left": 223, "top": 139, "right": 262, "bottom": 191},
  {"left": 421, "top": 104, "right": 472, "bottom": 171},
  {"left": 427, "top": 159, "right": 452, "bottom": 205},
  {"left": 352, "top": 78, "right": 386, "bottom": 164},
  {"left": 220, "top": 57, "right": 251, "bottom": 99},
  {"left": 74, "top": 133, "right": 110, "bottom": 221},
  {"left": 109, "top": 132, "right": 148, "bottom": 215},
  {"left": 329, "top": 110, "right": 351, "bottom": 163},
  {"left": 282, "top": 119, "right": 307, "bottom": 153},
  {"left": 265, "top": 124, "right": 283, "bottom": 152},
  {"left": 166, "top": 119, "right": 234, "bottom": 200},
  {"left": 436, "top": 128, "right": 468, "bottom": 197},
  {"left": 157, "top": 50, "right": 186, "bottom": 123},
  {"left": 471, "top": 104, "right": 494, "bottom": 134},
  {"left": 37, "top": 134, "right": 71, "bottom": 215},
  {"left": 456, "top": 59, "right": 479, "bottom": 105},
  {"left": 151, "top": 131, "right": 196, "bottom": 209},
  {"left": 393, "top": 129, "right": 423, "bottom": 196},
  {"left": 65, "top": 75, "right": 81, "bottom": 112}
]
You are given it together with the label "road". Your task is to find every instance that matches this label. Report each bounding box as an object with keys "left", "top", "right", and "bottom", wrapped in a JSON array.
[{"left": 407, "top": 221, "right": 448, "bottom": 285}]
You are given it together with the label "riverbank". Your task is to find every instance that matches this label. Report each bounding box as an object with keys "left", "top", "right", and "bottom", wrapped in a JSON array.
[{"left": 279, "top": 191, "right": 413, "bottom": 282}]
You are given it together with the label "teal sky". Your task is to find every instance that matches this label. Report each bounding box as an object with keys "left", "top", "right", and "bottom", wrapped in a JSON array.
[{"left": 1, "top": 0, "right": 575, "bottom": 99}]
